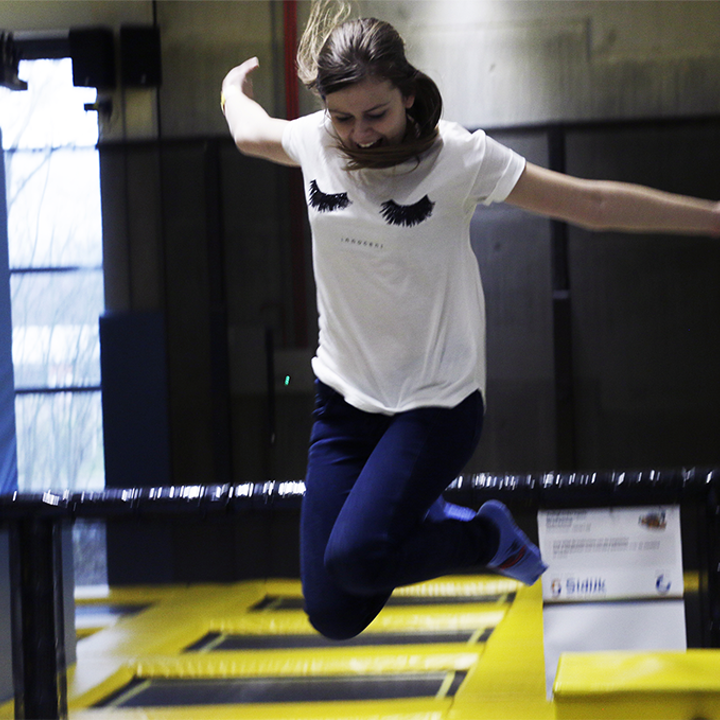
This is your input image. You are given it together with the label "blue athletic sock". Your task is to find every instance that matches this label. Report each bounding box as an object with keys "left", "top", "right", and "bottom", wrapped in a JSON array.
[
  {"left": 476, "top": 500, "right": 548, "bottom": 585},
  {"left": 426, "top": 496, "right": 476, "bottom": 522}
]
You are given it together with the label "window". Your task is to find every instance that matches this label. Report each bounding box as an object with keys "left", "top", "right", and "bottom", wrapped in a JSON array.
[{"left": 0, "top": 57, "right": 105, "bottom": 493}]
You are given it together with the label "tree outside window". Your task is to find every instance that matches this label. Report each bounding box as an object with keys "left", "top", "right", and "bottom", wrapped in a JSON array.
[{"left": 1, "top": 57, "right": 106, "bottom": 582}]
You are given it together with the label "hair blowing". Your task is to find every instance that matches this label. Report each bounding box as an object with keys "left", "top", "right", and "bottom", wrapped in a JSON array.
[{"left": 297, "top": 3, "right": 443, "bottom": 170}]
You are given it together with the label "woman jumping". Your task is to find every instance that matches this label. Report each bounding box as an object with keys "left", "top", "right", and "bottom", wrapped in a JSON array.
[{"left": 222, "top": 1, "right": 720, "bottom": 640}]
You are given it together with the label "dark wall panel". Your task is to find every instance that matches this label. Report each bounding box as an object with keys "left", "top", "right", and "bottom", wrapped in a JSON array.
[
  {"left": 125, "top": 147, "right": 164, "bottom": 310},
  {"left": 100, "top": 144, "right": 164, "bottom": 312},
  {"left": 469, "top": 131, "right": 556, "bottom": 473},
  {"left": 161, "top": 142, "right": 232, "bottom": 486},
  {"left": 220, "top": 147, "right": 296, "bottom": 337},
  {"left": 220, "top": 144, "right": 315, "bottom": 482},
  {"left": 566, "top": 122, "right": 720, "bottom": 470}
]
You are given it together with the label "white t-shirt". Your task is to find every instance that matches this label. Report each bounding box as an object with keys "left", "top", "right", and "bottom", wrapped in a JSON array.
[{"left": 282, "top": 111, "right": 525, "bottom": 414}]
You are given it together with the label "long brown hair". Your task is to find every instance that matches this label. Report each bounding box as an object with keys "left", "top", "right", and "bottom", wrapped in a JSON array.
[{"left": 297, "top": 3, "right": 442, "bottom": 170}]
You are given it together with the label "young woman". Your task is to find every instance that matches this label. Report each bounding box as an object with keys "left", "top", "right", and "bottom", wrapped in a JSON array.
[{"left": 222, "top": 6, "right": 720, "bottom": 641}]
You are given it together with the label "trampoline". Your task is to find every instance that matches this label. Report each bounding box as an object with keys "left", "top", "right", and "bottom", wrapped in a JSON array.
[
  {"left": 97, "top": 672, "right": 469, "bottom": 707},
  {"left": 2, "top": 469, "right": 719, "bottom": 719}
]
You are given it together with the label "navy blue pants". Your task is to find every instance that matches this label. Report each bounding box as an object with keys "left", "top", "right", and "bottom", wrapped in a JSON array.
[{"left": 301, "top": 380, "right": 494, "bottom": 640}]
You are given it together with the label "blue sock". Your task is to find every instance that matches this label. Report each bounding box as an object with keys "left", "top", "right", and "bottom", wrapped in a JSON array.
[
  {"left": 476, "top": 500, "right": 548, "bottom": 585},
  {"left": 426, "top": 496, "right": 476, "bottom": 522}
]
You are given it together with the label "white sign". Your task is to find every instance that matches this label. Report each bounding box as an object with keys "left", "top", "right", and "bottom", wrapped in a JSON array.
[
  {"left": 538, "top": 505, "right": 686, "bottom": 698},
  {"left": 538, "top": 506, "right": 683, "bottom": 602}
]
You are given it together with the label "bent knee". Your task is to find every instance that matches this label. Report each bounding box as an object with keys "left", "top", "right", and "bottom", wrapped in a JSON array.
[
  {"left": 324, "top": 538, "right": 391, "bottom": 596},
  {"left": 305, "top": 609, "right": 365, "bottom": 641},
  {"left": 304, "top": 595, "right": 377, "bottom": 640}
]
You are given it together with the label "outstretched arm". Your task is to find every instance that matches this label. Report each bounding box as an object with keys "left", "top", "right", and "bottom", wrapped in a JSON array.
[
  {"left": 221, "top": 57, "right": 298, "bottom": 166},
  {"left": 506, "top": 162, "right": 720, "bottom": 237}
]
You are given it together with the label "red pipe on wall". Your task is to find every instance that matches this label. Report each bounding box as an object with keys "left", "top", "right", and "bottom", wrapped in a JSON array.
[{"left": 283, "top": 0, "right": 300, "bottom": 121}]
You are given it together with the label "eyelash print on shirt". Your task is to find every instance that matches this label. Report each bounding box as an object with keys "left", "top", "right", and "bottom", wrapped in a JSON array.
[
  {"left": 308, "top": 179, "right": 351, "bottom": 212},
  {"left": 380, "top": 196, "right": 435, "bottom": 228}
]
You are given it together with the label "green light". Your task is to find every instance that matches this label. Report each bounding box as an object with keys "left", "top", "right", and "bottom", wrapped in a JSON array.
[{"left": 284, "top": 375, "right": 291, "bottom": 386}]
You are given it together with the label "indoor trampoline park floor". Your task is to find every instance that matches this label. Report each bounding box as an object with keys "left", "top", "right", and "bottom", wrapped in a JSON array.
[{"left": 4, "top": 573, "right": 720, "bottom": 720}]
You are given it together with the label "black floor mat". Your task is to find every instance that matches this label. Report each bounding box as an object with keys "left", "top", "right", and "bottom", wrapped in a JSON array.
[
  {"left": 98, "top": 671, "right": 467, "bottom": 706},
  {"left": 251, "top": 593, "right": 513, "bottom": 611},
  {"left": 185, "top": 627, "right": 491, "bottom": 651}
]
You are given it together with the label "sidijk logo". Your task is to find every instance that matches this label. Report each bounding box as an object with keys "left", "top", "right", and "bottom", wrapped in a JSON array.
[
  {"left": 552, "top": 576, "right": 607, "bottom": 599},
  {"left": 655, "top": 574, "right": 672, "bottom": 595}
]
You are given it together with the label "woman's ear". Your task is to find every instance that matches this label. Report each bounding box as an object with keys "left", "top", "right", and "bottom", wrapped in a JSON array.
[{"left": 403, "top": 94, "right": 415, "bottom": 110}]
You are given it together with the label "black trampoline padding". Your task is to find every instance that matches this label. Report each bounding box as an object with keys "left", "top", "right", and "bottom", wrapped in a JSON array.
[
  {"left": 185, "top": 628, "right": 491, "bottom": 651},
  {"left": 99, "top": 671, "right": 467, "bottom": 706}
]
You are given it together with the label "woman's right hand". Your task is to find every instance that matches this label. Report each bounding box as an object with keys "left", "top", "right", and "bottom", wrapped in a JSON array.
[
  {"left": 222, "top": 56, "right": 260, "bottom": 102},
  {"left": 220, "top": 57, "right": 297, "bottom": 166}
]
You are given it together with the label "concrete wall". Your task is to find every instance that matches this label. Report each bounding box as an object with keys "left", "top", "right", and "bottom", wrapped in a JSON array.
[
  {"left": 159, "top": 1, "right": 720, "bottom": 134},
  {"left": 156, "top": 1, "right": 285, "bottom": 139},
  {"left": 9, "top": 1, "right": 720, "bottom": 137},
  {"left": 358, "top": 1, "right": 720, "bottom": 127}
]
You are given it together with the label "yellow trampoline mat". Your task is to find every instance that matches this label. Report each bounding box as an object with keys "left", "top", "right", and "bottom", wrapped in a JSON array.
[{"left": 3, "top": 572, "right": 719, "bottom": 720}]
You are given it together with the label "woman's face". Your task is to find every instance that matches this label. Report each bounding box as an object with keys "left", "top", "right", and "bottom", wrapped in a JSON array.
[{"left": 325, "top": 76, "right": 414, "bottom": 151}]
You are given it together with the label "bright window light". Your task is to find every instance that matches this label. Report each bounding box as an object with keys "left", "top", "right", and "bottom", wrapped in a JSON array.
[{"left": 0, "top": 58, "right": 105, "bottom": 493}]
